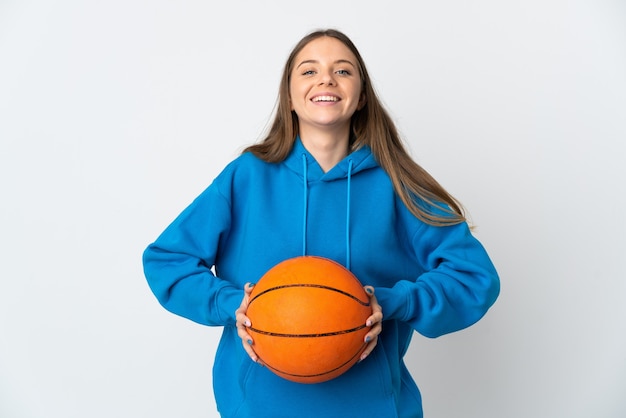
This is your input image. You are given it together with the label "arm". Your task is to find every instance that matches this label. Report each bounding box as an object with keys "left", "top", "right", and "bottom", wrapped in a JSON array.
[
  {"left": 142, "top": 183, "right": 243, "bottom": 327},
  {"left": 375, "top": 221, "right": 500, "bottom": 338}
]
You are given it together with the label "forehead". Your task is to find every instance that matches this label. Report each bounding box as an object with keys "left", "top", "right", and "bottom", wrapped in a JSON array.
[{"left": 293, "top": 36, "right": 358, "bottom": 66}]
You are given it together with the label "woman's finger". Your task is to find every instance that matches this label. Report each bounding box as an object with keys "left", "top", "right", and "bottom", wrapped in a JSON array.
[
  {"left": 235, "top": 282, "right": 260, "bottom": 363},
  {"left": 360, "top": 285, "right": 383, "bottom": 362}
]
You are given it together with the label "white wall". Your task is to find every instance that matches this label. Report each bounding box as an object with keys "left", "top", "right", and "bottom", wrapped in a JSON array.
[{"left": 1, "top": 1, "right": 624, "bottom": 417}]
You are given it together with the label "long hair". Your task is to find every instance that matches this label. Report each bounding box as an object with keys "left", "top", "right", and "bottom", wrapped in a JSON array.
[{"left": 244, "top": 29, "right": 466, "bottom": 226}]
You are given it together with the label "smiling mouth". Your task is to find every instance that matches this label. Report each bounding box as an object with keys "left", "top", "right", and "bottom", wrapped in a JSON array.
[{"left": 312, "top": 96, "right": 339, "bottom": 102}]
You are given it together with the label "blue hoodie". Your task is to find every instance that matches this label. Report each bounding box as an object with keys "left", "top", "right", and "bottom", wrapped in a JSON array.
[{"left": 143, "top": 137, "right": 500, "bottom": 418}]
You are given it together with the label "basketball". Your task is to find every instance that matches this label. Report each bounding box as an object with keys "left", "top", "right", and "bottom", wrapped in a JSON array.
[{"left": 246, "top": 256, "right": 372, "bottom": 384}]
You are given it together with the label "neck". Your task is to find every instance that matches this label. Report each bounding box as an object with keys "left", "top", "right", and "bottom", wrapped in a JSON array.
[{"left": 299, "top": 128, "right": 350, "bottom": 172}]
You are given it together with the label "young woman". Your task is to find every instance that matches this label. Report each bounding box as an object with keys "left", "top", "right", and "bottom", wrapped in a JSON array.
[{"left": 143, "top": 29, "right": 500, "bottom": 418}]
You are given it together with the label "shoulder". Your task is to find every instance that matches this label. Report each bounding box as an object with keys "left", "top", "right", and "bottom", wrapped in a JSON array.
[
  {"left": 211, "top": 151, "right": 275, "bottom": 193},
  {"left": 216, "top": 152, "right": 268, "bottom": 179}
]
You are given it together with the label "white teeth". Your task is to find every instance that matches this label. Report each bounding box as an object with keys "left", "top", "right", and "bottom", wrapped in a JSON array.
[{"left": 312, "top": 96, "right": 339, "bottom": 102}]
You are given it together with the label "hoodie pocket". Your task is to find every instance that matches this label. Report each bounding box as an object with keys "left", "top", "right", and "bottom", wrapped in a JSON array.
[
  {"left": 234, "top": 354, "right": 399, "bottom": 418},
  {"left": 221, "top": 325, "right": 400, "bottom": 418}
]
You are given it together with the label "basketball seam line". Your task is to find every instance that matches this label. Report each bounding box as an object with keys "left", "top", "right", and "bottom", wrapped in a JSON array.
[
  {"left": 259, "top": 343, "right": 367, "bottom": 379},
  {"left": 248, "top": 283, "right": 370, "bottom": 306},
  {"left": 248, "top": 324, "right": 367, "bottom": 338}
]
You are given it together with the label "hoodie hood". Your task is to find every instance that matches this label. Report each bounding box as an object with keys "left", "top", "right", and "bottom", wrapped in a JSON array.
[{"left": 284, "top": 136, "right": 379, "bottom": 182}]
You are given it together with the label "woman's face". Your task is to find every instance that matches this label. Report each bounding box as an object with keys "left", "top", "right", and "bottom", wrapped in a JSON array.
[{"left": 289, "top": 36, "right": 365, "bottom": 136}]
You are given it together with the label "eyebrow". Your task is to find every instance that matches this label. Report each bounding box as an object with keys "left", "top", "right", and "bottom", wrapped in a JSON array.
[{"left": 296, "top": 59, "right": 357, "bottom": 69}]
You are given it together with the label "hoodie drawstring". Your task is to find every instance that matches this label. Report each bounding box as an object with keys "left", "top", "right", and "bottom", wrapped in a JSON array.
[
  {"left": 345, "top": 159, "right": 353, "bottom": 270},
  {"left": 302, "top": 154, "right": 308, "bottom": 257},
  {"left": 301, "top": 154, "right": 353, "bottom": 271}
]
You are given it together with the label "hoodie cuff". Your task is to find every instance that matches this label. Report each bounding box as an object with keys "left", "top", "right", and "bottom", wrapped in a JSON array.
[
  {"left": 215, "top": 285, "right": 244, "bottom": 326},
  {"left": 374, "top": 283, "right": 410, "bottom": 322}
]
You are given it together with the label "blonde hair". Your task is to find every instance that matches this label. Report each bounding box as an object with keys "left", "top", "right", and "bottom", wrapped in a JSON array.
[{"left": 244, "top": 29, "right": 466, "bottom": 226}]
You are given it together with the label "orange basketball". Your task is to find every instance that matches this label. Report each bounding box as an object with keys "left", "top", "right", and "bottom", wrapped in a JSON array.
[{"left": 246, "top": 256, "right": 372, "bottom": 384}]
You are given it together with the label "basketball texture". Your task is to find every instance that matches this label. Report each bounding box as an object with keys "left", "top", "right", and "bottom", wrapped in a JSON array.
[{"left": 246, "top": 256, "right": 372, "bottom": 384}]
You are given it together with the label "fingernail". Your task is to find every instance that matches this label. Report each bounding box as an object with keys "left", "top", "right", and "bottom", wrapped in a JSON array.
[
  {"left": 247, "top": 339, "right": 253, "bottom": 345},
  {"left": 245, "top": 320, "right": 251, "bottom": 327},
  {"left": 365, "top": 336, "right": 371, "bottom": 343},
  {"left": 359, "top": 353, "right": 368, "bottom": 362},
  {"left": 366, "top": 320, "right": 372, "bottom": 327},
  {"left": 365, "top": 287, "right": 373, "bottom": 294}
]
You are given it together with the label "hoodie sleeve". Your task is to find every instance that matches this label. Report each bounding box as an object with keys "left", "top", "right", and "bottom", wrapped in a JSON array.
[
  {"left": 142, "top": 182, "right": 243, "bottom": 327},
  {"left": 375, "top": 221, "right": 500, "bottom": 338}
]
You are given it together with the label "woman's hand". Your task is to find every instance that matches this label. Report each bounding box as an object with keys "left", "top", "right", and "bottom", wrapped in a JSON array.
[
  {"left": 235, "top": 282, "right": 261, "bottom": 363},
  {"left": 360, "top": 285, "right": 383, "bottom": 362}
]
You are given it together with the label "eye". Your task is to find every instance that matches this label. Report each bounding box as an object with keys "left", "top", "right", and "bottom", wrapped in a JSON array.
[
  {"left": 336, "top": 69, "right": 351, "bottom": 76},
  {"left": 302, "top": 69, "right": 316, "bottom": 76}
]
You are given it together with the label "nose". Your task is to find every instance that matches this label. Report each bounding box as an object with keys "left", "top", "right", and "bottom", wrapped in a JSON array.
[{"left": 319, "top": 71, "right": 336, "bottom": 86}]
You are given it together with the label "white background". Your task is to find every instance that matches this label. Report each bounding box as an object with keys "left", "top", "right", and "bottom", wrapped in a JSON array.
[{"left": 1, "top": 1, "right": 625, "bottom": 417}]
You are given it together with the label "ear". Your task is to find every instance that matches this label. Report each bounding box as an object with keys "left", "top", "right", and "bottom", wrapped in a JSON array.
[{"left": 357, "top": 93, "right": 367, "bottom": 110}]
